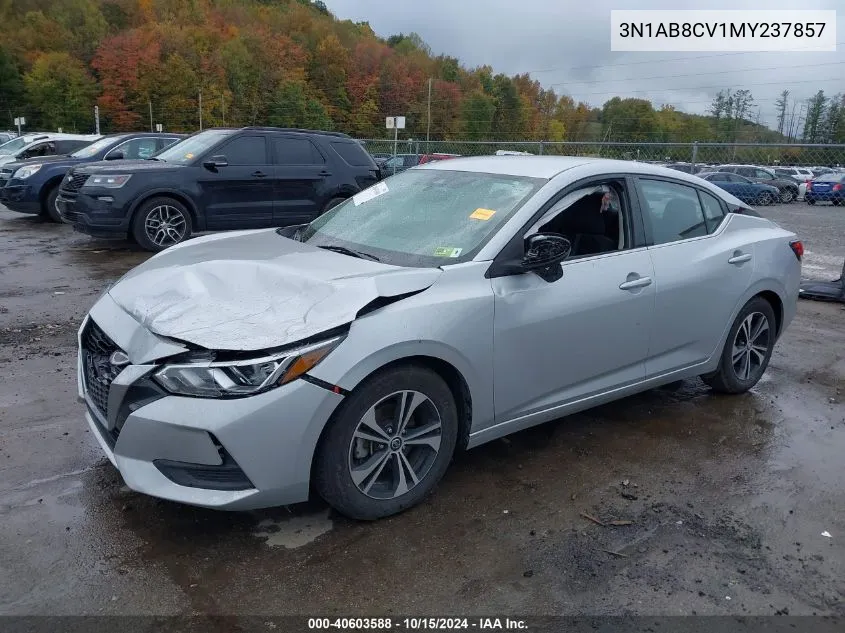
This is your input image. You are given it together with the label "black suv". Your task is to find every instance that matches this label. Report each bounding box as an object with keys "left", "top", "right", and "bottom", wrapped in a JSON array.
[
  {"left": 57, "top": 127, "right": 381, "bottom": 251},
  {"left": 0, "top": 133, "right": 183, "bottom": 221}
]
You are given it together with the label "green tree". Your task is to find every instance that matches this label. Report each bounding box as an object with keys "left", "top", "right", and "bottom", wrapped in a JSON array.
[
  {"left": 24, "top": 52, "right": 97, "bottom": 131},
  {"left": 775, "top": 89, "right": 790, "bottom": 135},
  {"left": 601, "top": 97, "right": 657, "bottom": 141},
  {"left": 0, "top": 48, "right": 24, "bottom": 119},
  {"left": 267, "top": 80, "right": 332, "bottom": 129},
  {"left": 462, "top": 90, "right": 495, "bottom": 140},
  {"left": 803, "top": 90, "right": 827, "bottom": 143}
]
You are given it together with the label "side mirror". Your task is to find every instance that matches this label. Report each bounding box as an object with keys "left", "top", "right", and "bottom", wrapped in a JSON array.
[
  {"left": 105, "top": 150, "right": 124, "bottom": 161},
  {"left": 523, "top": 233, "right": 571, "bottom": 282},
  {"left": 203, "top": 155, "right": 228, "bottom": 170}
]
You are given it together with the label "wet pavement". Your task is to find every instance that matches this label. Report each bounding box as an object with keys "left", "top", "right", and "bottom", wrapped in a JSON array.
[{"left": 0, "top": 204, "right": 844, "bottom": 617}]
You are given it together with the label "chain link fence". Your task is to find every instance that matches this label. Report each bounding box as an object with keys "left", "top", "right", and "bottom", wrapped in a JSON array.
[{"left": 358, "top": 139, "right": 845, "bottom": 171}]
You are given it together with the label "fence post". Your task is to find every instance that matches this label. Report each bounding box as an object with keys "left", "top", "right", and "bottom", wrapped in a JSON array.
[
  {"left": 538, "top": 141, "right": 544, "bottom": 155},
  {"left": 691, "top": 141, "right": 699, "bottom": 171}
]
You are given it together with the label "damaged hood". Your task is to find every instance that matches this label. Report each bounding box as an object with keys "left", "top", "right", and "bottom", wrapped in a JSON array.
[{"left": 108, "top": 229, "right": 441, "bottom": 351}]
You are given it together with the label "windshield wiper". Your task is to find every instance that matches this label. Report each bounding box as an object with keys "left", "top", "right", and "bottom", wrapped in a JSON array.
[
  {"left": 317, "top": 244, "right": 380, "bottom": 261},
  {"left": 147, "top": 157, "right": 164, "bottom": 161}
]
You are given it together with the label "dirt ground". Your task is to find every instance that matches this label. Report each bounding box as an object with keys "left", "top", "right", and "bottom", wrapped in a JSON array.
[{"left": 1, "top": 203, "right": 843, "bottom": 618}]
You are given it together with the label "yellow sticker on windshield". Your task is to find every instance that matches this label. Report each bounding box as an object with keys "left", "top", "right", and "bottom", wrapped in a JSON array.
[
  {"left": 470, "top": 208, "right": 496, "bottom": 220},
  {"left": 434, "top": 247, "right": 463, "bottom": 258},
  {"left": 185, "top": 153, "right": 194, "bottom": 159}
]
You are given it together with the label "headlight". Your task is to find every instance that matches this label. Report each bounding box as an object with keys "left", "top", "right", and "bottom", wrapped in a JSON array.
[
  {"left": 85, "top": 174, "right": 132, "bottom": 188},
  {"left": 14, "top": 163, "right": 42, "bottom": 179},
  {"left": 153, "top": 336, "right": 344, "bottom": 398}
]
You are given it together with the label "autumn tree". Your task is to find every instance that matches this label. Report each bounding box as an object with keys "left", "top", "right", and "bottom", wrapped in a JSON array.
[
  {"left": 462, "top": 91, "right": 495, "bottom": 140},
  {"left": 24, "top": 52, "right": 97, "bottom": 131}
]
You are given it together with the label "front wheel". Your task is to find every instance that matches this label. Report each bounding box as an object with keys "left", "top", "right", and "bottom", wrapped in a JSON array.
[
  {"left": 756, "top": 191, "right": 774, "bottom": 206},
  {"left": 131, "top": 197, "right": 193, "bottom": 252},
  {"left": 702, "top": 297, "right": 776, "bottom": 394},
  {"left": 43, "top": 185, "right": 62, "bottom": 222},
  {"left": 314, "top": 365, "right": 458, "bottom": 520}
]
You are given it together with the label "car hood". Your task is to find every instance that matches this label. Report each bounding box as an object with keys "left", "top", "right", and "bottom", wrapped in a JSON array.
[
  {"left": 76, "top": 159, "right": 184, "bottom": 174},
  {"left": 107, "top": 229, "right": 442, "bottom": 351},
  {"left": 1, "top": 155, "right": 82, "bottom": 171}
]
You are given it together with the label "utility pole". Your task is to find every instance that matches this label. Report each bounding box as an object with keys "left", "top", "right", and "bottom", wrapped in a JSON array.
[
  {"left": 149, "top": 100, "right": 153, "bottom": 132},
  {"left": 94, "top": 105, "right": 100, "bottom": 135},
  {"left": 426, "top": 78, "right": 432, "bottom": 152},
  {"left": 198, "top": 90, "right": 203, "bottom": 131}
]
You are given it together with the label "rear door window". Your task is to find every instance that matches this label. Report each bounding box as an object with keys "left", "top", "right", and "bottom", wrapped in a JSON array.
[
  {"left": 273, "top": 137, "right": 324, "bottom": 165},
  {"left": 639, "top": 179, "right": 709, "bottom": 245}
]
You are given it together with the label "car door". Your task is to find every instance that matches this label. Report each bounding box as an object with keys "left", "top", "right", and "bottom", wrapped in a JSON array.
[
  {"left": 198, "top": 134, "right": 275, "bottom": 229},
  {"left": 491, "top": 177, "right": 655, "bottom": 426},
  {"left": 271, "top": 135, "right": 330, "bottom": 224},
  {"left": 636, "top": 177, "right": 755, "bottom": 377}
]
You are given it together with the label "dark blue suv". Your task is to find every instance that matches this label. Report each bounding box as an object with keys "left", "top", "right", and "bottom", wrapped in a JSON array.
[{"left": 0, "top": 133, "right": 183, "bottom": 221}]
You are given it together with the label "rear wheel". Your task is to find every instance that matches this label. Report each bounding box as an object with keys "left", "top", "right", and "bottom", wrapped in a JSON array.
[
  {"left": 702, "top": 297, "right": 776, "bottom": 394},
  {"left": 314, "top": 364, "right": 458, "bottom": 520},
  {"left": 807, "top": 198, "right": 816, "bottom": 205},
  {"left": 131, "top": 197, "right": 193, "bottom": 252},
  {"left": 833, "top": 199, "right": 843, "bottom": 207},
  {"left": 779, "top": 188, "right": 796, "bottom": 204},
  {"left": 43, "top": 184, "right": 62, "bottom": 223}
]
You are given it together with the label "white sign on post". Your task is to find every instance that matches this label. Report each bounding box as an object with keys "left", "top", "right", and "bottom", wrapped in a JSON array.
[
  {"left": 385, "top": 116, "right": 406, "bottom": 130},
  {"left": 13, "top": 117, "right": 25, "bottom": 126},
  {"left": 156, "top": 123, "right": 163, "bottom": 132}
]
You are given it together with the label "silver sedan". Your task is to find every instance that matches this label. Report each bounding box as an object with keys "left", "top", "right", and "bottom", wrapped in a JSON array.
[{"left": 78, "top": 157, "right": 802, "bottom": 519}]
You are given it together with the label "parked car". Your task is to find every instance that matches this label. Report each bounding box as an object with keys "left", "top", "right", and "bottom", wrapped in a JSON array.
[
  {"left": 0, "top": 133, "right": 184, "bottom": 221},
  {"left": 665, "top": 162, "right": 706, "bottom": 174},
  {"left": 774, "top": 166, "right": 814, "bottom": 181},
  {"left": 377, "top": 153, "right": 460, "bottom": 176},
  {"left": 0, "top": 133, "right": 101, "bottom": 167},
  {"left": 0, "top": 131, "right": 17, "bottom": 144},
  {"left": 698, "top": 171, "right": 780, "bottom": 205},
  {"left": 805, "top": 173, "right": 845, "bottom": 205},
  {"left": 57, "top": 127, "right": 381, "bottom": 251},
  {"left": 810, "top": 166, "right": 834, "bottom": 177},
  {"left": 76, "top": 156, "right": 800, "bottom": 519},
  {"left": 717, "top": 164, "right": 800, "bottom": 203}
]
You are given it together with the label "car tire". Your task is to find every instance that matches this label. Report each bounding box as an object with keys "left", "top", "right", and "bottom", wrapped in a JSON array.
[
  {"left": 43, "top": 184, "right": 62, "bottom": 223},
  {"left": 833, "top": 199, "right": 843, "bottom": 207},
  {"left": 779, "top": 188, "right": 796, "bottom": 204},
  {"left": 807, "top": 198, "right": 816, "bottom": 205},
  {"left": 702, "top": 296, "right": 776, "bottom": 394},
  {"left": 131, "top": 197, "right": 193, "bottom": 252},
  {"left": 321, "top": 197, "right": 347, "bottom": 215},
  {"left": 314, "top": 364, "right": 459, "bottom": 521},
  {"left": 756, "top": 192, "right": 774, "bottom": 206}
]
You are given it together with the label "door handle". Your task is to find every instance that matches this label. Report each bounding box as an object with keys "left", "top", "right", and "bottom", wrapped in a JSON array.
[
  {"left": 318, "top": 170, "right": 332, "bottom": 177},
  {"left": 619, "top": 276, "right": 652, "bottom": 291},
  {"left": 252, "top": 170, "right": 267, "bottom": 178},
  {"left": 728, "top": 253, "right": 752, "bottom": 264}
]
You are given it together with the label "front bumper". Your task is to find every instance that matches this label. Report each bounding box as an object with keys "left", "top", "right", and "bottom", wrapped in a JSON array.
[
  {"left": 78, "top": 301, "right": 345, "bottom": 510},
  {"left": 1, "top": 184, "right": 40, "bottom": 214},
  {"left": 58, "top": 188, "right": 132, "bottom": 235}
]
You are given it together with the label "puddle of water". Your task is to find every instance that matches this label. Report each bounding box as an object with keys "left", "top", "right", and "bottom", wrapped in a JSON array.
[{"left": 253, "top": 509, "right": 333, "bottom": 549}]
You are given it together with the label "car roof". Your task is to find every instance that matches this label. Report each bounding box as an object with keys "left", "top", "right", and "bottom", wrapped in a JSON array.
[{"left": 417, "top": 155, "right": 729, "bottom": 183}]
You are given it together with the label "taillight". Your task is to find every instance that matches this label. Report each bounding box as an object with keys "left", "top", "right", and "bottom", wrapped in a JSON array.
[
  {"left": 789, "top": 240, "right": 803, "bottom": 261},
  {"left": 833, "top": 183, "right": 843, "bottom": 191},
  {"left": 806, "top": 181, "right": 813, "bottom": 190}
]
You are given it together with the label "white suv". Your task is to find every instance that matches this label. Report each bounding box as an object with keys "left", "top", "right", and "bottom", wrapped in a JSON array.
[{"left": 0, "top": 133, "right": 101, "bottom": 167}]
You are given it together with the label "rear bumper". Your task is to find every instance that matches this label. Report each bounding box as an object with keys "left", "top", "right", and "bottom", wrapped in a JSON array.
[{"left": 805, "top": 191, "right": 844, "bottom": 202}]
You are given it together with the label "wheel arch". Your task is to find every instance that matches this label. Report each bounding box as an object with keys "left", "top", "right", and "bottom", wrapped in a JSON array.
[{"left": 38, "top": 174, "right": 65, "bottom": 206}]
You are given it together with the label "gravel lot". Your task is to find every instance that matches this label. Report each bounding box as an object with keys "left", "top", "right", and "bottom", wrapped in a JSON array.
[{"left": 0, "top": 201, "right": 843, "bottom": 619}]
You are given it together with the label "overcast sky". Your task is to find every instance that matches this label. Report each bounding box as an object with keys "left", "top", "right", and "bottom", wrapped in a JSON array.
[{"left": 325, "top": 0, "right": 844, "bottom": 129}]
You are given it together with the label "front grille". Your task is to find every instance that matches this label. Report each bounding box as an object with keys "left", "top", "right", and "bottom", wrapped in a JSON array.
[
  {"left": 81, "top": 320, "right": 122, "bottom": 419},
  {"left": 62, "top": 172, "right": 89, "bottom": 193}
]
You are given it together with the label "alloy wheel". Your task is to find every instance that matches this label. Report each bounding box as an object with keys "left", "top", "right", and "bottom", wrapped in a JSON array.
[
  {"left": 144, "top": 205, "right": 187, "bottom": 247},
  {"left": 757, "top": 192, "right": 773, "bottom": 206},
  {"left": 348, "top": 390, "right": 443, "bottom": 500},
  {"left": 731, "top": 311, "right": 770, "bottom": 382},
  {"left": 780, "top": 189, "right": 795, "bottom": 203}
]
